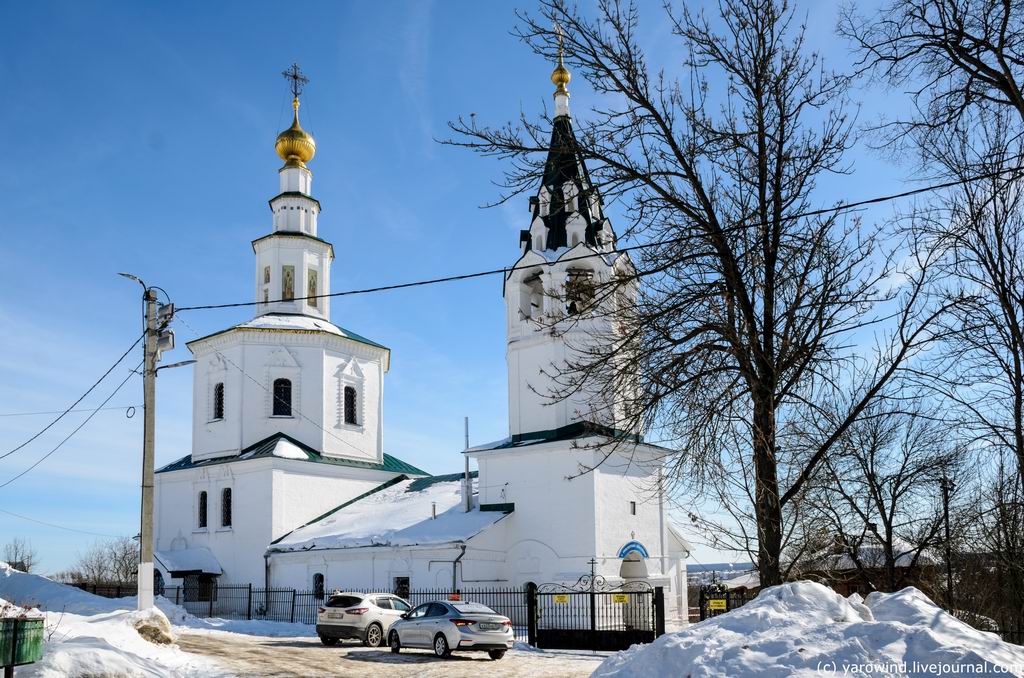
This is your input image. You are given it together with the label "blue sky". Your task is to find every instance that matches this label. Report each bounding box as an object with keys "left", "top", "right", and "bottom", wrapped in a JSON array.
[{"left": 0, "top": 0, "right": 903, "bottom": 573}]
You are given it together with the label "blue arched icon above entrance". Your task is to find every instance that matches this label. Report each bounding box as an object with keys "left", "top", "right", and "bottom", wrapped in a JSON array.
[{"left": 617, "top": 540, "right": 649, "bottom": 559}]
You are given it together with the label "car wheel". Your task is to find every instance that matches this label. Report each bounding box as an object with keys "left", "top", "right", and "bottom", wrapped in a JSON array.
[
  {"left": 433, "top": 633, "right": 451, "bottom": 658},
  {"left": 318, "top": 635, "right": 339, "bottom": 647},
  {"left": 364, "top": 622, "right": 384, "bottom": 648},
  {"left": 488, "top": 649, "right": 506, "bottom": 660},
  {"left": 389, "top": 630, "right": 401, "bottom": 654}
]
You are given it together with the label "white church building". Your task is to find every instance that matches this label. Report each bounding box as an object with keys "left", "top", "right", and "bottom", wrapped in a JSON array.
[{"left": 154, "top": 61, "right": 691, "bottom": 619}]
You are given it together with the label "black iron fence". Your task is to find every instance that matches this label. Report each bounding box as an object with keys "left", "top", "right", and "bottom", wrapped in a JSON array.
[
  {"left": 72, "top": 581, "right": 667, "bottom": 648},
  {"left": 697, "top": 587, "right": 757, "bottom": 621},
  {"left": 531, "top": 580, "right": 665, "bottom": 651},
  {"left": 73, "top": 582, "right": 533, "bottom": 640}
]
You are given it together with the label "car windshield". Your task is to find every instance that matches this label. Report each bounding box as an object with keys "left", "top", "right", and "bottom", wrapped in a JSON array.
[
  {"left": 325, "top": 595, "right": 363, "bottom": 608},
  {"left": 451, "top": 602, "right": 495, "bottom": 614}
]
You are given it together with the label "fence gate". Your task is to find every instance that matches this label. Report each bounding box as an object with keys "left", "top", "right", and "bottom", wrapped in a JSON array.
[
  {"left": 698, "top": 587, "right": 755, "bottom": 621},
  {"left": 529, "top": 577, "right": 664, "bottom": 651}
]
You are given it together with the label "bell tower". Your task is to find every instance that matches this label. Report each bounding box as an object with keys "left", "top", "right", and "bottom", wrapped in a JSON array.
[
  {"left": 254, "top": 64, "right": 332, "bottom": 321},
  {"left": 503, "top": 46, "right": 635, "bottom": 438}
]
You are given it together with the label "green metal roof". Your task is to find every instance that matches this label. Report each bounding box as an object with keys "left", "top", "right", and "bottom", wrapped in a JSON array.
[{"left": 156, "top": 432, "right": 428, "bottom": 476}]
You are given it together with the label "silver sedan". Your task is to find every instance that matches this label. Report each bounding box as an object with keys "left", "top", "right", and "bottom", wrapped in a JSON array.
[{"left": 387, "top": 600, "right": 514, "bottom": 660}]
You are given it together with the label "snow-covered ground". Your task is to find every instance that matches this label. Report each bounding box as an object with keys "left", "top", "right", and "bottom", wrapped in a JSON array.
[
  {"left": 594, "top": 581, "right": 1024, "bottom": 677},
  {"left": 0, "top": 562, "right": 227, "bottom": 677}
]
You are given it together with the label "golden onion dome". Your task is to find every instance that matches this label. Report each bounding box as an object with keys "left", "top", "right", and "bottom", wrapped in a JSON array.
[
  {"left": 275, "top": 97, "right": 316, "bottom": 167},
  {"left": 551, "top": 62, "right": 571, "bottom": 96}
]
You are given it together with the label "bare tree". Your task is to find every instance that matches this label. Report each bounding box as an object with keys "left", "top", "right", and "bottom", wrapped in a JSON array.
[
  {"left": 3, "top": 538, "right": 38, "bottom": 573},
  {"left": 902, "top": 115, "right": 1024, "bottom": 491},
  {"left": 803, "top": 397, "right": 963, "bottom": 592},
  {"left": 447, "top": 0, "right": 947, "bottom": 586},
  {"left": 841, "top": 0, "right": 1024, "bottom": 139},
  {"left": 55, "top": 538, "right": 138, "bottom": 585}
]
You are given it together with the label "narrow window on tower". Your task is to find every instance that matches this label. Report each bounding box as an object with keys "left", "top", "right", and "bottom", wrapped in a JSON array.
[
  {"left": 198, "top": 491, "right": 208, "bottom": 529},
  {"left": 307, "top": 269, "right": 318, "bottom": 308},
  {"left": 630, "top": 501, "right": 637, "bottom": 516},
  {"left": 273, "top": 378, "right": 292, "bottom": 417},
  {"left": 212, "top": 382, "right": 224, "bottom": 421},
  {"left": 344, "top": 386, "right": 358, "bottom": 425},
  {"left": 221, "top": 488, "right": 232, "bottom": 527},
  {"left": 281, "top": 266, "right": 295, "bottom": 301}
]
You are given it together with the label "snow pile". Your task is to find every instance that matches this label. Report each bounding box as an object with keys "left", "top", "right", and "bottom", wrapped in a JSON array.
[
  {"left": 594, "top": 581, "right": 1024, "bottom": 677},
  {"left": 271, "top": 475, "right": 511, "bottom": 552},
  {"left": 271, "top": 438, "right": 309, "bottom": 460},
  {"left": 0, "top": 562, "right": 224, "bottom": 678}
]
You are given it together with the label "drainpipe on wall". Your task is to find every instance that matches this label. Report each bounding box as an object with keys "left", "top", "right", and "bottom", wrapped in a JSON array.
[
  {"left": 464, "top": 417, "right": 472, "bottom": 512},
  {"left": 658, "top": 469, "right": 667, "bottom": 577},
  {"left": 452, "top": 544, "right": 467, "bottom": 592}
]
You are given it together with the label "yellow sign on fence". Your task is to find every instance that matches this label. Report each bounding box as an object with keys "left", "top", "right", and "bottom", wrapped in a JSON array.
[
  {"left": 553, "top": 594, "right": 570, "bottom": 604},
  {"left": 612, "top": 593, "right": 630, "bottom": 604},
  {"left": 708, "top": 599, "right": 727, "bottom": 611}
]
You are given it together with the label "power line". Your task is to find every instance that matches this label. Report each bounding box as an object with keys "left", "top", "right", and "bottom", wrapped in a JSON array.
[
  {"left": 0, "top": 334, "right": 144, "bottom": 461},
  {"left": 0, "top": 361, "right": 141, "bottom": 489},
  {"left": 0, "top": 405, "right": 139, "bottom": 418},
  {"left": 0, "top": 507, "right": 124, "bottom": 539},
  {"left": 175, "top": 163, "right": 1024, "bottom": 313}
]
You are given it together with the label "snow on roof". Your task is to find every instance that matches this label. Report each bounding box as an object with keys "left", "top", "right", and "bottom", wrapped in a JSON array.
[
  {"left": 186, "top": 313, "right": 388, "bottom": 352},
  {"left": 235, "top": 314, "right": 387, "bottom": 349},
  {"left": 270, "top": 475, "right": 511, "bottom": 553},
  {"left": 723, "top": 570, "right": 761, "bottom": 590},
  {"left": 592, "top": 581, "right": 1024, "bottom": 677},
  {"left": 155, "top": 547, "right": 223, "bottom": 576},
  {"left": 808, "top": 537, "right": 940, "bottom": 571}
]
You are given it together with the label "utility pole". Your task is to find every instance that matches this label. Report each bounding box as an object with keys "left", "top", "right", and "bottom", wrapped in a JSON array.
[
  {"left": 940, "top": 476, "right": 955, "bottom": 612},
  {"left": 120, "top": 274, "right": 175, "bottom": 611},
  {"left": 138, "top": 288, "right": 158, "bottom": 611}
]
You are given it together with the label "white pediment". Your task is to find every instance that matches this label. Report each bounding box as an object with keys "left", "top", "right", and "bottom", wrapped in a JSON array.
[
  {"left": 334, "top": 356, "right": 365, "bottom": 380},
  {"left": 266, "top": 346, "right": 300, "bottom": 368}
]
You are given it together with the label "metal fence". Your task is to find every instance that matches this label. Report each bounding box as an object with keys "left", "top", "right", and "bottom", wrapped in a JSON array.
[
  {"left": 697, "top": 588, "right": 758, "bottom": 621},
  {"left": 353, "top": 587, "right": 531, "bottom": 642},
  {"left": 73, "top": 582, "right": 532, "bottom": 640}
]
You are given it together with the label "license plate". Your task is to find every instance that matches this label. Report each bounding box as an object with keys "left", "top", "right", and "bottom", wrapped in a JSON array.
[
  {"left": 480, "top": 623, "right": 500, "bottom": 630},
  {"left": 328, "top": 613, "right": 342, "bottom": 619}
]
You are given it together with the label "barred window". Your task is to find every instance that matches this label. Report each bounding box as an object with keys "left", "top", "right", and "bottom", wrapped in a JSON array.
[
  {"left": 213, "top": 383, "right": 224, "bottom": 420},
  {"left": 344, "top": 386, "right": 358, "bottom": 425},
  {"left": 221, "top": 488, "right": 232, "bottom": 527},
  {"left": 273, "top": 378, "right": 292, "bottom": 416},
  {"left": 198, "top": 491, "right": 208, "bottom": 529}
]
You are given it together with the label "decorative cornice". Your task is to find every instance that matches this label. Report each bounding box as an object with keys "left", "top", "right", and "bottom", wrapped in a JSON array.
[
  {"left": 185, "top": 326, "right": 390, "bottom": 371},
  {"left": 252, "top": 231, "right": 334, "bottom": 258},
  {"left": 268, "top": 191, "right": 322, "bottom": 211}
]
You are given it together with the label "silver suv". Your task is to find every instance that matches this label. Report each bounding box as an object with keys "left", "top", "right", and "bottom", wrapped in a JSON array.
[{"left": 315, "top": 591, "right": 412, "bottom": 647}]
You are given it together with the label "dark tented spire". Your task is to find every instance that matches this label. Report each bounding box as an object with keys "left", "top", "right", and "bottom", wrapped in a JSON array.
[{"left": 525, "top": 116, "right": 603, "bottom": 251}]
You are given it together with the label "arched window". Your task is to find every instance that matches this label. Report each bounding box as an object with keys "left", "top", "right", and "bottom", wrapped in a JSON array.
[
  {"left": 344, "top": 386, "right": 358, "bottom": 425},
  {"left": 313, "top": 573, "right": 325, "bottom": 598},
  {"left": 273, "top": 378, "right": 292, "bottom": 416},
  {"left": 198, "top": 491, "right": 208, "bottom": 529},
  {"left": 221, "top": 488, "right": 232, "bottom": 527},
  {"left": 213, "top": 382, "right": 225, "bottom": 421},
  {"left": 566, "top": 269, "right": 595, "bottom": 315}
]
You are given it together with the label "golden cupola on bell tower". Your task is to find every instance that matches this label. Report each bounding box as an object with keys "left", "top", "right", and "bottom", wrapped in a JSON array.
[
  {"left": 275, "top": 97, "right": 316, "bottom": 168},
  {"left": 275, "top": 62, "right": 316, "bottom": 168},
  {"left": 256, "top": 63, "right": 333, "bottom": 322}
]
